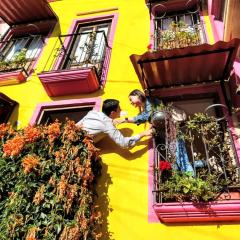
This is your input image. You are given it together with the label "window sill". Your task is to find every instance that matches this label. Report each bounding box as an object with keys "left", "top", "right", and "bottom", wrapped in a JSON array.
[
  {"left": 154, "top": 199, "right": 240, "bottom": 223},
  {"left": 0, "top": 69, "right": 27, "bottom": 86},
  {"left": 38, "top": 67, "right": 100, "bottom": 97}
]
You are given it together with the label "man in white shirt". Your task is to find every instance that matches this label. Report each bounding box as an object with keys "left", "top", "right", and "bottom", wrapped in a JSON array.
[{"left": 76, "top": 99, "right": 152, "bottom": 148}]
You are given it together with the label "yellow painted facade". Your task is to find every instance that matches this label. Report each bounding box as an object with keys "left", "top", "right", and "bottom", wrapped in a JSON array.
[{"left": 1, "top": 0, "right": 240, "bottom": 239}]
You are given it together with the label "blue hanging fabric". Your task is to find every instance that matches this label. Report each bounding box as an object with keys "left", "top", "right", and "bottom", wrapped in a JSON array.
[{"left": 175, "top": 138, "right": 194, "bottom": 175}]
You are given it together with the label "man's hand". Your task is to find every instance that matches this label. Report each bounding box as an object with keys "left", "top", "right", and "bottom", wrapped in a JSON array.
[
  {"left": 139, "top": 128, "right": 153, "bottom": 138},
  {"left": 113, "top": 118, "right": 125, "bottom": 126}
]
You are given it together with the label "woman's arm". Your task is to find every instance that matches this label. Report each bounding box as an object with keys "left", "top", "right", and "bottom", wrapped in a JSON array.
[{"left": 127, "top": 99, "right": 152, "bottom": 124}]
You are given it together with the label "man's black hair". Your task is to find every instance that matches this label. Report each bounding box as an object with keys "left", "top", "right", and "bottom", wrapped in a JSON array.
[{"left": 102, "top": 99, "right": 119, "bottom": 116}]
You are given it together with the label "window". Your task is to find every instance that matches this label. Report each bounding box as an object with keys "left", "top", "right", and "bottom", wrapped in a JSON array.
[
  {"left": 62, "top": 20, "right": 111, "bottom": 77},
  {"left": 30, "top": 98, "right": 101, "bottom": 126},
  {"left": 0, "top": 35, "right": 44, "bottom": 72},
  {"left": 38, "top": 105, "right": 94, "bottom": 125},
  {"left": 154, "top": 10, "right": 206, "bottom": 49},
  {"left": 0, "top": 93, "right": 18, "bottom": 123},
  {"left": 150, "top": 89, "right": 240, "bottom": 222},
  {"left": 38, "top": 14, "right": 118, "bottom": 96}
]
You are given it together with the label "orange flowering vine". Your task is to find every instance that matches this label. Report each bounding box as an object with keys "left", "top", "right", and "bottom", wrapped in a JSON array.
[{"left": 3, "top": 135, "right": 25, "bottom": 157}]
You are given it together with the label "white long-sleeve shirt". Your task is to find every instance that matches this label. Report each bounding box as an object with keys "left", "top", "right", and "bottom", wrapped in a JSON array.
[{"left": 76, "top": 110, "right": 141, "bottom": 148}]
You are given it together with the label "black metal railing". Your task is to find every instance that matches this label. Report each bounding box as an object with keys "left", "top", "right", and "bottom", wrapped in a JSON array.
[
  {"left": 0, "top": 35, "right": 43, "bottom": 75},
  {"left": 153, "top": 105, "right": 240, "bottom": 204},
  {"left": 154, "top": 12, "right": 207, "bottom": 50},
  {"left": 42, "top": 31, "right": 111, "bottom": 83}
]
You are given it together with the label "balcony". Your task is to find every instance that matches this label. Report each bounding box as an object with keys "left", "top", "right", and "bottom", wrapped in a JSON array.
[
  {"left": 38, "top": 31, "right": 111, "bottom": 97},
  {"left": 152, "top": 106, "right": 240, "bottom": 223},
  {"left": 131, "top": 39, "right": 240, "bottom": 223},
  {"left": 0, "top": 35, "right": 43, "bottom": 86}
]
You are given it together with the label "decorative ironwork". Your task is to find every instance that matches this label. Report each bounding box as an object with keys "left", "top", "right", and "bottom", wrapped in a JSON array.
[
  {"left": 153, "top": 105, "right": 240, "bottom": 204},
  {"left": 154, "top": 11, "right": 206, "bottom": 50},
  {"left": 41, "top": 30, "right": 111, "bottom": 85}
]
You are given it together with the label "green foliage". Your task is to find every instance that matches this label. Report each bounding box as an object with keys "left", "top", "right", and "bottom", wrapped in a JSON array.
[
  {"left": 0, "top": 48, "right": 27, "bottom": 71},
  {"left": 158, "top": 20, "right": 200, "bottom": 50},
  {"left": 159, "top": 171, "right": 220, "bottom": 202},
  {"left": 0, "top": 121, "right": 102, "bottom": 240},
  {"left": 157, "top": 113, "right": 240, "bottom": 203}
]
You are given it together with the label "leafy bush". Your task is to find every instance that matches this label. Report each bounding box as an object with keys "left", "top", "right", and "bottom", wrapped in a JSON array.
[{"left": 0, "top": 120, "right": 102, "bottom": 239}]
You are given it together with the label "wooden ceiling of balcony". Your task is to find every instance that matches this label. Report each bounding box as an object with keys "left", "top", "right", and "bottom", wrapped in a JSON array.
[
  {"left": 0, "top": 0, "right": 57, "bottom": 26},
  {"left": 130, "top": 38, "right": 240, "bottom": 91}
]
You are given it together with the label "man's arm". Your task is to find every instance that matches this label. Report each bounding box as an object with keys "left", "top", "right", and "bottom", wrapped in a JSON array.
[{"left": 104, "top": 122, "right": 152, "bottom": 148}]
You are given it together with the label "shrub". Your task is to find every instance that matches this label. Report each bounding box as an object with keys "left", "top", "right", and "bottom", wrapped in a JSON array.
[{"left": 0, "top": 120, "right": 102, "bottom": 239}]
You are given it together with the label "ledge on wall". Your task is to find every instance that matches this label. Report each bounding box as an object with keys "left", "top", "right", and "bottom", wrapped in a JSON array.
[{"left": 38, "top": 68, "right": 100, "bottom": 97}]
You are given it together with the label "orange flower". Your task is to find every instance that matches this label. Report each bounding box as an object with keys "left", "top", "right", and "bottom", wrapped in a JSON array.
[
  {"left": 57, "top": 175, "right": 67, "bottom": 201},
  {"left": 83, "top": 136, "right": 100, "bottom": 158},
  {"left": 26, "top": 227, "right": 38, "bottom": 240},
  {"left": 46, "top": 121, "right": 61, "bottom": 144},
  {"left": 48, "top": 176, "right": 56, "bottom": 186},
  {"left": 24, "top": 125, "right": 41, "bottom": 143},
  {"left": 54, "top": 149, "right": 67, "bottom": 165},
  {"left": 64, "top": 184, "right": 78, "bottom": 214},
  {"left": 33, "top": 185, "right": 45, "bottom": 205},
  {"left": 0, "top": 123, "right": 13, "bottom": 139},
  {"left": 22, "top": 155, "right": 40, "bottom": 174},
  {"left": 63, "top": 120, "right": 79, "bottom": 142},
  {"left": 3, "top": 135, "right": 25, "bottom": 157},
  {"left": 59, "top": 226, "right": 80, "bottom": 240}
]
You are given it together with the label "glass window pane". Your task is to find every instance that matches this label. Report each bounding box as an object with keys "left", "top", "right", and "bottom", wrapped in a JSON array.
[
  {"left": 162, "top": 17, "right": 174, "bottom": 30},
  {"left": 73, "top": 28, "right": 92, "bottom": 63},
  {"left": 26, "top": 37, "right": 43, "bottom": 59},
  {"left": 4, "top": 38, "right": 28, "bottom": 61},
  {"left": 179, "top": 15, "right": 193, "bottom": 26}
]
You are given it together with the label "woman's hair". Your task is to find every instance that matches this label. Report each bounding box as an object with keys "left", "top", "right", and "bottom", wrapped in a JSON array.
[{"left": 128, "top": 89, "right": 146, "bottom": 103}]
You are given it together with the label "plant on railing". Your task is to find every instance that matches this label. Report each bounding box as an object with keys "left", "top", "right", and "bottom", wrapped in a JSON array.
[
  {"left": 157, "top": 21, "right": 201, "bottom": 50},
  {"left": 155, "top": 112, "right": 240, "bottom": 203},
  {"left": 0, "top": 48, "right": 27, "bottom": 71},
  {"left": 158, "top": 170, "right": 220, "bottom": 202},
  {"left": 0, "top": 120, "right": 102, "bottom": 239}
]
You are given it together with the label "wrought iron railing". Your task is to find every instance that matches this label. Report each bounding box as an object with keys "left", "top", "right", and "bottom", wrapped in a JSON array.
[
  {"left": 154, "top": 12, "right": 207, "bottom": 50},
  {"left": 41, "top": 31, "right": 111, "bottom": 83},
  {"left": 0, "top": 35, "right": 43, "bottom": 75},
  {"left": 153, "top": 105, "right": 240, "bottom": 204}
]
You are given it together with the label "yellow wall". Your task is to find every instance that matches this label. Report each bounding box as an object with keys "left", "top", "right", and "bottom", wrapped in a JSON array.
[{"left": 1, "top": 0, "right": 240, "bottom": 239}]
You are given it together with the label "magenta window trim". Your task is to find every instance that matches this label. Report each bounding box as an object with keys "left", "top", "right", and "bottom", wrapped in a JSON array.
[
  {"left": 207, "top": 0, "right": 224, "bottom": 42},
  {"left": 30, "top": 97, "right": 102, "bottom": 125},
  {"left": 53, "top": 12, "right": 118, "bottom": 85},
  {"left": 148, "top": 84, "right": 240, "bottom": 223}
]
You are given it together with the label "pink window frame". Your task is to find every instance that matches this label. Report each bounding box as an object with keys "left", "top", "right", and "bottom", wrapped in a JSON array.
[
  {"left": 30, "top": 97, "right": 102, "bottom": 125},
  {"left": 147, "top": 83, "right": 240, "bottom": 222},
  {"left": 53, "top": 13, "right": 118, "bottom": 86}
]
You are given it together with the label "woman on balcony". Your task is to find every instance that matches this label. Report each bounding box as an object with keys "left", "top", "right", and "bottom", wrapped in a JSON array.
[{"left": 120, "top": 89, "right": 195, "bottom": 175}]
